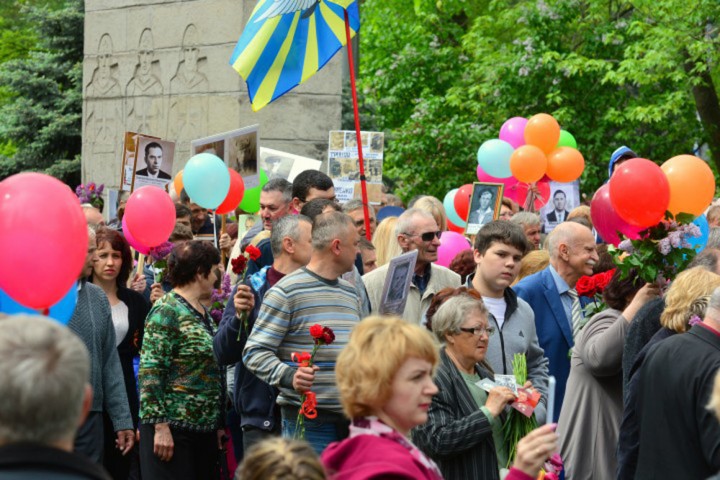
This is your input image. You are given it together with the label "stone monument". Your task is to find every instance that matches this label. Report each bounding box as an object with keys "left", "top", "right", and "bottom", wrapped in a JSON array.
[{"left": 82, "top": 0, "right": 344, "bottom": 189}]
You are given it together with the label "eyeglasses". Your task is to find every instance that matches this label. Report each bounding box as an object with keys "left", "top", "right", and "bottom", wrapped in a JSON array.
[
  {"left": 458, "top": 325, "right": 495, "bottom": 337},
  {"left": 405, "top": 231, "right": 442, "bottom": 242}
]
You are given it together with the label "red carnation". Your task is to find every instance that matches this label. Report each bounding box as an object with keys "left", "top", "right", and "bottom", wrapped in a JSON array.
[
  {"left": 231, "top": 255, "right": 248, "bottom": 275},
  {"left": 246, "top": 244, "right": 262, "bottom": 261},
  {"left": 309, "top": 324, "right": 324, "bottom": 340},
  {"left": 321, "top": 326, "right": 335, "bottom": 345}
]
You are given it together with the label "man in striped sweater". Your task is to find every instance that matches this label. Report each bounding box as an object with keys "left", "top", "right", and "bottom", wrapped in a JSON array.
[{"left": 243, "top": 211, "right": 362, "bottom": 454}]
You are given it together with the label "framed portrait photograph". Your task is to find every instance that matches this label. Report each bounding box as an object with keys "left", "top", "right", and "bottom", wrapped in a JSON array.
[
  {"left": 132, "top": 137, "right": 176, "bottom": 191},
  {"left": 379, "top": 250, "right": 418, "bottom": 316},
  {"left": 465, "top": 182, "right": 504, "bottom": 235},
  {"left": 540, "top": 181, "right": 580, "bottom": 233}
]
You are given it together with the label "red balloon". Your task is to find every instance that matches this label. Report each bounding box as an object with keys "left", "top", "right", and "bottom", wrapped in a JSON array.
[
  {"left": 447, "top": 218, "right": 466, "bottom": 234},
  {"left": 216, "top": 169, "right": 246, "bottom": 215},
  {"left": 124, "top": 186, "right": 176, "bottom": 247},
  {"left": 122, "top": 217, "right": 150, "bottom": 255},
  {"left": 590, "top": 184, "right": 642, "bottom": 246},
  {"left": 0, "top": 173, "right": 88, "bottom": 309},
  {"left": 453, "top": 184, "right": 473, "bottom": 223},
  {"left": 609, "top": 158, "right": 670, "bottom": 227},
  {"left": 514, "top": 180, "right": 551, "bottom": 211}
]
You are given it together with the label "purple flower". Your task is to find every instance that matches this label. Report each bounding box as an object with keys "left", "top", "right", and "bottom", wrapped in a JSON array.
[
  {"left": 684, "top": 223, "right": 701, "bottom": 238},
  {"left": 689, "top": 315, "right": 702, "bottom": 327},
  {"left": 209, "top": 308, "right": 223, "bottom": 324},
  {"left": 618, "top": 239, "right": 634, "bottom": 253},
  {"left": 667, "top": 231, "right": 682, "bottom": 248},
  {"left": 149, "top": 241, "right": 174, "bottom": 261},
  {"left": 657, "top": 238, "right": 671, "bottom": 256}
]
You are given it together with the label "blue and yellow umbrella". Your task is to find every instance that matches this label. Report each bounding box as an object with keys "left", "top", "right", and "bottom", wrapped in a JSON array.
[{"left": 230, "top": 0, "right": 360, "bottom": 111}]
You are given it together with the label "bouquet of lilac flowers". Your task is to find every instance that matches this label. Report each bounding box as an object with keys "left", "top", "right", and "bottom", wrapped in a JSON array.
[
  {"left": 209, "top": 274, "right": 232, "bottom": 325},
  {"left": 149, "top": 241, "right": 174, "bottom": 284},
  {"left": 75, "top": 182, "right": 105, "bottom": 210},
  {"left": 609, "top": 212, "right": 700, "bottom": 284}
]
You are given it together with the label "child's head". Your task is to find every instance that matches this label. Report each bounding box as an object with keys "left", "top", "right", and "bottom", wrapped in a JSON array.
[{"left": 235, "top": 437, "right": 326, "bottom": 480}]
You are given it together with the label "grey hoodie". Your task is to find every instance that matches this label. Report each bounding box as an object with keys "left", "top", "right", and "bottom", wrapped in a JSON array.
[{"left": 466, "top": 273, "right": 550, "bottom": 423}]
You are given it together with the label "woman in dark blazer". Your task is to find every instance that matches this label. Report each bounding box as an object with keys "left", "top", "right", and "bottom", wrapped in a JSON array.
[{"left": 413, "top": 289, "right": 516, "bottom": 480}]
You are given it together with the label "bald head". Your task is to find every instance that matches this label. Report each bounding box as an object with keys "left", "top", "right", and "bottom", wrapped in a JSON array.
[{"left": 548, "top": 221, "right": 598, "bottom": 287}]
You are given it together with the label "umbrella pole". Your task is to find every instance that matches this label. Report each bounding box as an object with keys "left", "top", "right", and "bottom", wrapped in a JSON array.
[{"left": 344, "top": 9, "right": 372, "bottom": 241}]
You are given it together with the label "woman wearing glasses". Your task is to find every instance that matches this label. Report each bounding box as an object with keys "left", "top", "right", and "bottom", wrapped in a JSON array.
[{"left": 413, "top": 289, "right": 515, "bottom": 480}]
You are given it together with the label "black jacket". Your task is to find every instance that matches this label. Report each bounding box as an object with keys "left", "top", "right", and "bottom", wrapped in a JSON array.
[
  {"left": 0, "top": 443, "right": 111, "bottom": 479},
  {"left": 213, "top": 270, "right": 280, "bottom": 432},
  {"left": 115, "top": 287, "right": 149, "bottom": 426}
]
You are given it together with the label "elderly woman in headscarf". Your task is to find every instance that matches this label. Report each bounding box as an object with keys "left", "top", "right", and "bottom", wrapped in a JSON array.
[{"left": 413, "top": 290, "right": 515, "bottom": 480}]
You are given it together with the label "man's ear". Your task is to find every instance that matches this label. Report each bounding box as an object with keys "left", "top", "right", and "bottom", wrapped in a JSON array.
[
  {"left": 473, "top": 248, "right": 483, "bottom": 265},
  {"left": 330, "top": 238, "right": 342, "bottom": 256},
  {"left": 283, "top": 236, "right": 294, "bottom": 254},
  {"left": 292, "top": 198, "right": 303, "bottom": 213},
  {"left": 397, "top": 234, "right": 409, "bottom": 252}
]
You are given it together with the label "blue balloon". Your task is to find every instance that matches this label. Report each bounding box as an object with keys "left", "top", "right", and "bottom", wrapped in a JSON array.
[
  {"left": 477, "top": 139, "right": 514, "bottom": 179},
  {"left": 688, "top": 214, "right": 709, "bottom": 253},
  {"left": 183, "top": 153, "right": 231, "bottom": 210},
  {"left": 0, "top": 282, "right": 77, "bottom": 325},
  {"left": 443, "top": 189, "right": 466, "bottom": 227}
]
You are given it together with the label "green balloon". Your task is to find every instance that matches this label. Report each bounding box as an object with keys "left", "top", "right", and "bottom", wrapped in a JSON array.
[
  {"left": 557, "top": 130, "right": 577, "bottom": 149},
  {"left": 238, "top": 169, "right": 269, "bottom": 213}
]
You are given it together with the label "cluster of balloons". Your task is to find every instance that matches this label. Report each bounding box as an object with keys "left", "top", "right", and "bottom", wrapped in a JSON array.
[
  {"left": 443, "top": 113, "right": 584, "bottom": 232},
  {"left": 172, "top": 153, "right": 269, "bottom": 214},
  {"left": 0, "top": 173, "right": 88, "bottom": 323},
  {"left": 591, "top": 154, "right": 715, "bottom": 248}
]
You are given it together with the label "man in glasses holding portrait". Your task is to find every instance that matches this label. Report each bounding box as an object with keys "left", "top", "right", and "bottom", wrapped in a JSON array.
[{"left": 363, "top": 208, "right": 461, "bottom": 326}]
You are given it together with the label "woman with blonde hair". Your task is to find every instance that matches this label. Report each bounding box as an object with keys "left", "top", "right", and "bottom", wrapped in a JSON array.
[
  {"left": 511, "top": 250, "right": 550, "bottom": 286},
  {"left": 413, "top": 196, "right": 448, "bottom": 232},
  {"left": 321, "top": 315, "right": 442, "bottom": 478},
  {"left": 618, "top": 266, "right": 720, "bottom": 479},
  {"left": 235, "top": 437, "right": 326, "bottom": 480},
  {"left": 372, "top": 216, "right": 402, "bottom": 267}
]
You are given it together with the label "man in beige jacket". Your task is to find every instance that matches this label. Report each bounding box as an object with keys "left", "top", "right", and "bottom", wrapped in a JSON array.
[{"left": 363, "top": 208, "right": 461, "bottom": 325}]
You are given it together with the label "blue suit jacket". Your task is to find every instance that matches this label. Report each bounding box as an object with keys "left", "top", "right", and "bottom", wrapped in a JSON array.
[{"left": 513, "top": 267, "right": 590, "bottom": 422}]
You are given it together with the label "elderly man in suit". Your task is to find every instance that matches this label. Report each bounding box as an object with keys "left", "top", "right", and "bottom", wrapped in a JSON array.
[{"left": 513, "top": 222, "right": 598, "bottom": 421}]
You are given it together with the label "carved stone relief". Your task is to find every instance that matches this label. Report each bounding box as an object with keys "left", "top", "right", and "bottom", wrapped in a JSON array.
[
  {"left": 85, "top": 33, "right": 122, "bottom": 155},
  {"left": 125, "top": 28, "right": 164, "bottom": 136}
]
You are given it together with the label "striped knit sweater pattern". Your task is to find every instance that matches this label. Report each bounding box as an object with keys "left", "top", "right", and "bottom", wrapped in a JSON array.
[{"left": 243, "top": 267, "right": 362, "bottom": 414}]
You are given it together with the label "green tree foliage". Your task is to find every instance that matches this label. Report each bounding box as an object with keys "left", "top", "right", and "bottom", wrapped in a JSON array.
[
  {"left": 0, "top": 0, "right": 83, "bottom": 185},
  {"left": 358, "top": 0, "right": 720, "bottom": 201}
]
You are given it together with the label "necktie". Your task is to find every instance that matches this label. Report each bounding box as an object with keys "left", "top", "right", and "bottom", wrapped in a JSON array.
[{"left": 567, "top": 288, "right": 584, "bottom": 338}]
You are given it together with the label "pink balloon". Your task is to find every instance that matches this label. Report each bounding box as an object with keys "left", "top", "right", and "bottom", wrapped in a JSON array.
[
  {"left": 122, "top": 217, "right": 150, "bottom": 255},
  {"left": 590, "top": 184, "right": 642, "bottom": 246},
  {"left": 499, "top": 117, "right": 528, "bottom": 149},
  {"left": 0, "top": 173, "right": 88, "bottom": 309},
  {"left": 436, "top": 231, "right": 472, "bottom": 268},
  {"left": 124, "top": 186, "right": 176, "bottom": 248},
  {"left": 476, "top": 165, "right": 520, "bottom": 201}
]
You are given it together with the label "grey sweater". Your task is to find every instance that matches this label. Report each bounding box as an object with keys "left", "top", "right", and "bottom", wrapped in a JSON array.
[{"left": 68, "top": 281, "right": 133, "bottom": 432}]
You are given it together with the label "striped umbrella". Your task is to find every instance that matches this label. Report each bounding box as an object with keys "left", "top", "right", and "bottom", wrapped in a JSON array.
[{"left": 230, "top": 0, "right": 360, "bottom": 111}]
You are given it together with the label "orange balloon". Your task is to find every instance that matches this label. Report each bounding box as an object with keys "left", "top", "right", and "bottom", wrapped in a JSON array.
[
  {"left": 661, "top": 154, "right": 715, "bottom": 216},
  {"left": 524, "top": 113, "right": 561, "bottom": 154},
  {"left": 173, "top": 170, "right": 184, "bottom": 196},
  {"left": 546, "top": 147, "right": 585, "bottom": 183},
  {"left": 510, "top": 145, "right": 547, "bottom": 183}
]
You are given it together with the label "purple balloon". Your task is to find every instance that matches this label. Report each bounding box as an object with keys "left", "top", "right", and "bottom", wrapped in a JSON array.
[
  {"left": 499, "top": 117, "right": 528, "bottom": 149},
  {"left": 590, "top": 184, "right": 642, "bottom": 246},
  {"left": 122, "top": 216, "right": 151, "bottom": 255},
  {"left": 436, "top": 231, "right": 472, "bottom": 268}
]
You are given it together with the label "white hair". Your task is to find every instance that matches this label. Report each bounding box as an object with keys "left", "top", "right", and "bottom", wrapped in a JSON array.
[
  {"left": 394, "top": 208, "right": 436, "bottom": 238},
  {"left": 0, "top": 315, "right": 90, "bottom": 444},
  {"left": 312, "top": 211, "right": 354, "bottom": 250}
]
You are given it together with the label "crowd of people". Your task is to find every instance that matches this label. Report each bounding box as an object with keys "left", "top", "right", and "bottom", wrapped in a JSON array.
[{"left": 2, "top": 155, "right": 720, "bottom": 480}]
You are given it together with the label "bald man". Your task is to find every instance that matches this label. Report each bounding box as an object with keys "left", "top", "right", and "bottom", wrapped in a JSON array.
[{"left": 513, "top": 222, "right": 598, "bottom": 421}]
